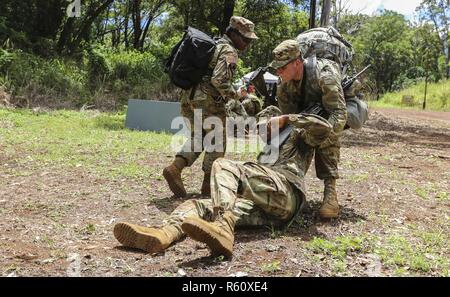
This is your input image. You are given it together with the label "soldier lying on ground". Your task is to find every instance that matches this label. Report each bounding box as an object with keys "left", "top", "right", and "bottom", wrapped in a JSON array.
[{"left": 114, "top": 113, "right": 332, "bottom": 258}]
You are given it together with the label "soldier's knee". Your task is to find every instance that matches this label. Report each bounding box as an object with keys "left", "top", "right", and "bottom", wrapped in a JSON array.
[
  {"left": 212, "top": 158, "right": 227, "bottom": 171},
  {"left": 212, "top": 158, "right": 240, "bottom": 175}
]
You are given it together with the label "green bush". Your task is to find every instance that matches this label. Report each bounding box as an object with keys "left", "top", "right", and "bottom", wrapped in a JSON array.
[
  {"left": 87, "top": 49, "right": 111, "bottom": 90},
  {"left": 0, "top": 50, "right": 88, "bottom": 105},
  {"left": 0, "top": 48, "right": 180, "bottom": 109},
  {"left": 105, "top": 49, "right": 174, "bottom": 102}
]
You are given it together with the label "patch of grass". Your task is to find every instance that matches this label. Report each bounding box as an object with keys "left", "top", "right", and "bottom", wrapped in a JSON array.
[
  {"left": 347, "top": 173, "right": 369, "bottom": 183},
  {"left": 261, "top": 260, "right": 281, "bottom": 273},
  {"left": 306, "top": 236, "right": 369, "bottom": 260},
  {"left": 93, "top": 113, "right": 125, "bottom": 130},
  {"left": 213, "top": 255, "right": 225, "bottom": 263},
  {"left": 307, "top": 232, "right": 448, "bottom": 276},
  {"left": 435, "top": 191, "right": 448, "bottom": 201},
  {"left": 332, "top": 259, "right": 347, "bottom": 273},
  {"left": 42, "top": 235, "right": 55, "bottom": 247},
  {"left": 0, "top": 108, "right": 173, "bottom": 180},
  {"left": 85, "top": 223, "right": 96, "bottom": 235},
  {"left": 265, "top": 224, "right": 284, "bottom": 239},
  {"left": 415, "top": 187, "right": 429, "bottom": 200},
  {"left": 369, "top": 80, "right": 450, "bottom": 112},
  {"left": 374, "top": 233, "right": 449, "bottom": 276}
]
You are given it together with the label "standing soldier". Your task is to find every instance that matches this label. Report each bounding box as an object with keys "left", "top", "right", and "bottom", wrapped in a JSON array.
[
  {"left": 163, "top": 17, "right": 258, "bottom": 198},
  {"left": 269, "top": 39, "right": 347, "bottom": 219}
]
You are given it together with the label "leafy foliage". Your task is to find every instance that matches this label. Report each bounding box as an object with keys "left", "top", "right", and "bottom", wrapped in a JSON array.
[{"left": 0, "top": 0, "right": 448, "bottom": 109}]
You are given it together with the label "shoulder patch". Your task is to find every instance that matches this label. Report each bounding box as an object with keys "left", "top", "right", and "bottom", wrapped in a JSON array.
[{"left": 226, "top": 53, "right": 238, "bottom": 65}]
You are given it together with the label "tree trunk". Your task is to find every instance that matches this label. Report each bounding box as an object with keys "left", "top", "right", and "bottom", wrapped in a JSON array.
[
  {"left": 69, "top": 0, "right": 114, "bottom": 53},
  {"left": 423, "top": 72, "right": 428, "bottom": 109},
  {"left": 132, "top": 0, "right": 142, "bottom": 50},
  {"left": 446, "top": 39, "right": 449, "bottom": 79},
  {"left": 57, "top": 17, "right": 75, "bottom": 53},
  {"left": 309, "top": 0, "right": 317, "bottom": 29},
  {"left": 124, "top": 0, "right": 130, "bottom": 48},
  {"left": 139, "top": 16, "right": 152, "bottom": 50},
  {"left": 220, "top": 0, "right": 236, "bottom": 35},
  {"left": 320, "top": 0, "right": 331, "bottom": 27}
]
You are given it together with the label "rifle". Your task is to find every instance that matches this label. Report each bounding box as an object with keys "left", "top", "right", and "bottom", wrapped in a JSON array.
[
  {"left": 302, "top": 64, "right": 371, "bottom": 117},
  {"left": 258, "top": 121, "right": 293, "bottom": 164},
  {"left": 341, "top": 64, "right": 371, "bottom": 91},
  {"left": 249, "top": 67, "right": 277, "bottom": 108}
]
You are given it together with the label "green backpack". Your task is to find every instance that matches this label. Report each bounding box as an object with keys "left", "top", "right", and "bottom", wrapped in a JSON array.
[{"left": 296, "top": 26, "right": 354, "bottom": 70}]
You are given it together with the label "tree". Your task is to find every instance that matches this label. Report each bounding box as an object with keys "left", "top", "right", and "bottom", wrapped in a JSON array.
[
  {"left": 170, "top": 0, "right": 236, "bottom": 35},
  {"left": 320, "top": 0, "right": 331, "bottom": 26},
  {"left": 57, "top": 0, "right": 115, "bottom": 54},
  {"left": 309, "top": 0, "right": 317, "bottom": 28},
  {"left": 239, "top": 1, "right": 309, "bottom": 69},
  {"left": 0, "top": 0, "right": 67, "bottom": 55},
  {"left": 352, "top": 11, "right": 413, "bottom": 96},
  {"left": 416, "top": 0, "right": 450, "bottom": 78},
  {"left": 130, "top": 0, "right": 167, "bottom": 51}
]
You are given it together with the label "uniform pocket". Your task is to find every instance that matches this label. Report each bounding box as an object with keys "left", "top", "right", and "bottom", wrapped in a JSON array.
[{"left": 248, "top": 175, "right": 279, "bottom": 193}]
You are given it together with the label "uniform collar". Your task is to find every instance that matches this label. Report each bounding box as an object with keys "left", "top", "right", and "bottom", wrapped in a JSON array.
[{"left": 221, "top": 34, "right": 236, "bottom": 48}]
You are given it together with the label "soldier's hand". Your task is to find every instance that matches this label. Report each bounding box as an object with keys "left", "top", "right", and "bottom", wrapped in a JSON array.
[{"left": 267, "top": 115, "right": 289, "bottom": 131}]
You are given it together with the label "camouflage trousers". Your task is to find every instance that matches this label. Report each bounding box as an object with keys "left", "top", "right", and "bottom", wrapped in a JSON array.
[
  {"left": 164, "top": 158, "right": 300, "bottom": 232},
  {"left": 303, "top": 131, "right": 341, "bottom": 180},
  {"left": 176, "top": 88, "right": 228, "bottom": 173}
]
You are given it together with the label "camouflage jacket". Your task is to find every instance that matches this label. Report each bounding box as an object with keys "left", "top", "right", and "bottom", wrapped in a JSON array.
[
  {"left": 226, "top": 98, "right": 247, "bottom": 117},
  {"left": 276, "top": 57, "right": 347, "bottom": 134},
  {"left": 195, "top": 35, "right": 240, "bottom": 102},
  {"left": 257, "top": 114, "right": 332, "bottom": 194},
  {"left": 242, "top": 93, "right": 263, "bottom": 116}
]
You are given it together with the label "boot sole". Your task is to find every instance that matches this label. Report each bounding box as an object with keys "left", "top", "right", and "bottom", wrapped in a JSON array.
[
  {"left": 113, "top": 223, "right": 164, "bottom": 253},
  {"left": 163, "top": 167, "right": 187, "bottom": 198},
  {"left": 181, "top": 219, "right": 232, "bottom": 259}
]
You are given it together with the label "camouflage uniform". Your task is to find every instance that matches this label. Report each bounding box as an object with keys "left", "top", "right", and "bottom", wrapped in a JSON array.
[
  {"left": 226, "top": 98, "right": 248, "bottom": 119},
  {"left": 272, "top": 40, "right": 347, "bottom": 180},
  {"left": 241, "top": 93, "right": 263, "bottom": 117},
  {"left": 164, "top": 16, "right": 258, "bottom": 198},
  {"left": 163, "top": 114, "right": 332, "bottom": 231},
  {"left": 177, "top": 33, "right": 240, "bottom": 173}
]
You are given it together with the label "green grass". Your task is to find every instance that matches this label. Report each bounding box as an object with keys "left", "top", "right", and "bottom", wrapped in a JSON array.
[
  {"left": 260, "top": 260, "right": 281, "bottom": 273},
  {"left": 374, "top": 232, "right": 449, "bottom": 275},
  {"left": 369, "top": 80, "right": 450, "bottom": 111},
  {"left": 306, "top": 232, "right": 448, "bottom": 276},
  {"left": 0, "top": 108, "right": 174, "bottom": 180},
  {"left": 0, "top": 108, "right": 263, "bottom": 181},
  {"left": 307, "top": 236, "right": 369, "bottom": 260},
  {"left": 415, "top": 187, "right": 429, "bottom": 200}
]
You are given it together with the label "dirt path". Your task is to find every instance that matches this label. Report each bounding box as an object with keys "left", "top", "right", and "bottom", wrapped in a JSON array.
[
  {"left": 1, "top": 108, "right": 449, "bottom": 276},
  {"left": 373, "top": 107, "right": 450, "bottom": 124}
]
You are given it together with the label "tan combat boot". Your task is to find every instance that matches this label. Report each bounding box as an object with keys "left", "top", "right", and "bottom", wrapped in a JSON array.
[
  {"left": 113, "top": 222, "right": 182, "bottom": 253},
  {"left": 201, "top": 172, "right": 211, "bottom": 196},
  {"left": 163, "top": 157, "right": 187, "bottom": 198},
  {"left": 319, "top": 178, "right": 340, "bottom": 218},
  {"left": 181, "top": 211, "right": 237, "bottom": 258}
]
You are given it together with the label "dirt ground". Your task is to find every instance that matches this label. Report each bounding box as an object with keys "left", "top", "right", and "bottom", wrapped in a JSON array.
[{"left": 1, "top": 107, "right": 449, "bottom": 276}]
